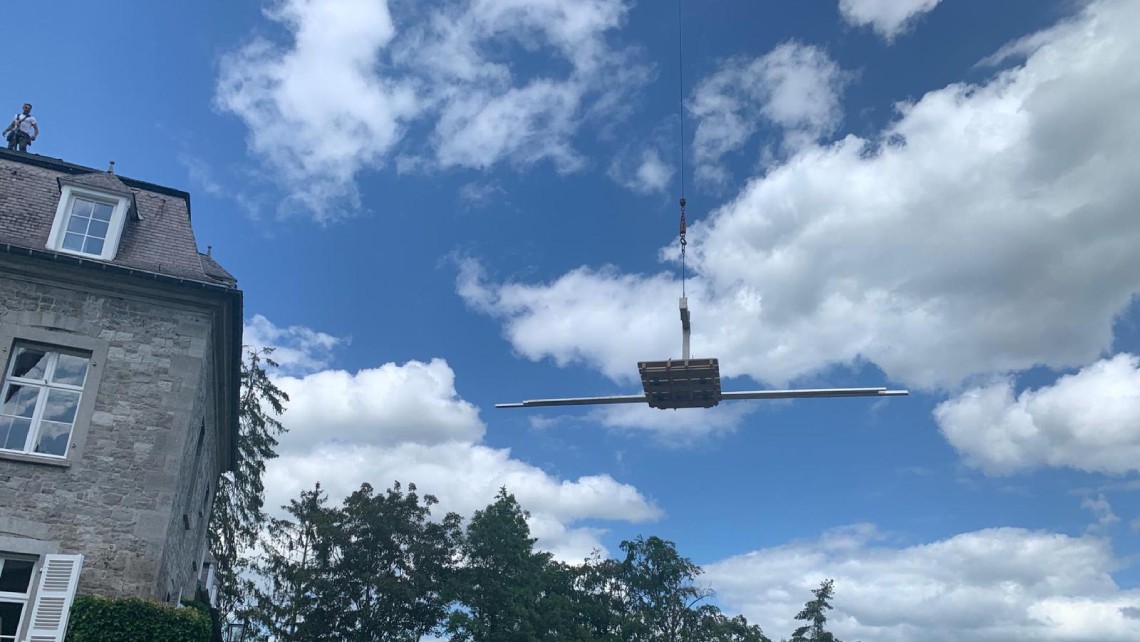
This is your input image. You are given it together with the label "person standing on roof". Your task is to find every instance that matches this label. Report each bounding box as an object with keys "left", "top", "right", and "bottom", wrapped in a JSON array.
[{"left": 4, "top": 103, "right": 38, "bottom": 152}]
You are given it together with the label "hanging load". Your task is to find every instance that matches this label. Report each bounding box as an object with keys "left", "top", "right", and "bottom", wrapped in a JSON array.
[{"left": 495, "top": 0, "right": 907, "bottom": 412}]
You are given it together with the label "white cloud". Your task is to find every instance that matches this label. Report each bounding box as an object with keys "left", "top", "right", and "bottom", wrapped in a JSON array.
[
  {"left": 690, "top": 42, "right": 848, "bottom": 187},
  {"left": 273, "top": 358, "right": 485, "bottom": 451},
  {"left": 705, "top": 525, "right": 1140, "bottom": 642},
  {"left": 243, "top": 314, "right": 345, "bottom": 375},
  {"left": 266, "top": 441, "right": 661, "bottom": 561},
  {"left": 216, "top": 0, "right": 417, "bottom": 221},
  {"left": 839, "top": 0, "right": 942, "bottom": 42},
  {"left": 457, "top": 258, "right": 681, "bottom": 383},
  {"left": 461, "top": 0, "right": 1140, "bottom": 394},
  {"left": 218, "top": 0, "right": 646, "bottom": 220},
  {"left": 458, "top": 180, "right": 505, "bottom": 208},
  {"left": 1082, "top": 494, "right": 1121, "bottom": 534},
  {"left": 934, "top": 354, "right": 1140, "bottom": 476},
  {"left": 591, "top": 403, "right": 757, "bottom": 442},
  {"left": 254, "top": 329, "right": 661, "bottom": 559},
  {"left": 609, "top": 147, "right": 674, "bottom": 195}
]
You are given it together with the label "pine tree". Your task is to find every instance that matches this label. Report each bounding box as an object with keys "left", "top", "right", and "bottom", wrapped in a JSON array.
[
  {"left": 209, "top": 347, "right": 289, "bottom": 622},
  {"left": 789, "top": 579, "right": 841, "bottom": 642},
  {"left": 329, "top": 481, "right": 462, "bottom": 641},
  {"left": 446, "top": 488, "right": 582, "bottom": 642},
  {"left": 252, "top": 483, "right": 337, "bottom": 641}
]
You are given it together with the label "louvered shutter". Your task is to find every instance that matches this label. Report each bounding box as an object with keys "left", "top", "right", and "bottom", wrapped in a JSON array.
[{"left": 25, "top": 554, "right": 83, "bottom": 642}]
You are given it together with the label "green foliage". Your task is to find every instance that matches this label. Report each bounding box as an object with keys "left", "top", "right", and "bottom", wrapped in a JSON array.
[
  {"left": 790, "top": 579, "right": 841, "bottom": 642},
  {"left": 252, "top": 483, "right": 337, "bottom": 641},
  {"left": 209, "top": 347, "right": 289, "bottom": 621},
  {"left": 67, "top": 595, "right": 211, "bottom": 642},
  {"left": 241, "top": 481, "right": 795, "bottom": 642},
  {"left": 616, "top": 535, "right": 712, "bottom": 641},
  {"left": 329, "top": 481, "right": 462, "bottom": 641},
  {"left": 186, "top": 592, "right": 225, "bottom": 642},
  {"left": 446, "top": 487, "right": 583, "bottom": 642},
  {"left": 570, "top": 535, "right": 771, "bottom": 642},
  {"left": 251, "top": 481, "right": 462, "bottom": 641}
]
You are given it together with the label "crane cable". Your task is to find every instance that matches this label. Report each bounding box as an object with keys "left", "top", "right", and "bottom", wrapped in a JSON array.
[{"left": 677, "top": 0, "right": 688, "bottom": 298}]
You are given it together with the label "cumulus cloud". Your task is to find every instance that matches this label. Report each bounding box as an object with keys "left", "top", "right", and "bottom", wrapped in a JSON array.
[
  {"left": 252, "top": 317, "right": 661, "bottom": 559},
  {"left": 839, "top": 0, "right": 942, "bottom": 42},
  {"left": 690, "top": 42, "right": 848, "bottom": 187},
  {"left": 217, "top": 0, "right": 646, "bottom": 220},
  {"left": 590, "top": 403, "right": 757, "bottom": 442},
  {"left": 273, "top": 359, "right": 486, "bottom": 450},
  {"left": 265, "top": 441, "right": 661, "bottom": 561},
  {"left": 1082, "top": 494, "right": 1121, "bottom": 534},
  {"left": 216, "top": 0, "right": 417, "bottom": 220},
  {"left": 934, "top": 354, "right": 1140, "bottom": 476},
  {"left": 243, "top": 314, "right": 345, "bottom": 375},
  {"left": 705, "top": 525, "right": 1140, "bottom": 642},
  {"left": 461, "top": 0, "right": 1140, "bottom": 393},
  {"left": 608, "top": 147, "right": 674, "bottom": 195}
]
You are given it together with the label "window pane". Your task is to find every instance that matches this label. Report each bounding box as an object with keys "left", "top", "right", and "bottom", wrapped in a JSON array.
[
  {"left": 82, "top": 237, "right": 105, "bottom": 255},
  {"left": 0, "top": 601, "right": 24, "bottom": 638},
  {"left": 10, "top": 347, "right": 47, "bottom": 379},
  {"left": 66, "top": 215, "right": 90, "bottom": 234},
  {"left": 70, "top": 198, "right": 94, "bottom": 219},
  {"left": 52, "top": 354, "right": 89, "bottom": 386},
  {"left": 0, "top": 417, "right": 31, "bottom": 451},
  {"left": 42, "top": 389, "right": 80, "bottom": 424},
  {"left": 1, "top": 385, "right": 39, "bottom": 418},
  {"left": 34, "top": 421, "right": 71, "bottom": 456},
  {"left": 62, "top": 232, "right": 85, "bottom": 252},
  {"left": 0, "top": 559, "right": 34, "bottom": 593},
  {"left": 87, "top": 219, "right": 109, "bottom": 240},
  {"left": 91, "top": 202, "right": 114, "bottom": 222}
]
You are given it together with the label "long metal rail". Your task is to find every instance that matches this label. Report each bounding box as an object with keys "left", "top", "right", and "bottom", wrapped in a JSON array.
[{"left": 496, "top": 387, "right": 908, "bottom": 409}]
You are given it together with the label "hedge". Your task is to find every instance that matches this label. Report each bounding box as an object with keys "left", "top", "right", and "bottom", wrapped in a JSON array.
[{"left": 66, "top": 595, "right": 211, "bottom": 642}]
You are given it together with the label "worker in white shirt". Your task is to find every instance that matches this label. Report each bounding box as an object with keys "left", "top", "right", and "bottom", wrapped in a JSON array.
[{"left": 4, "top": 103, "right": 38, "bottom": 152}]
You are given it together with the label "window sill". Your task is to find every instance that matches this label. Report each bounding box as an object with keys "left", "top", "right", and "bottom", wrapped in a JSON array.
[
  {"left": 49, "top": 246, "right": 114, "bottom": 262},
  {"left": 0, "top": 450, "right": 71, "bottom": 468}
]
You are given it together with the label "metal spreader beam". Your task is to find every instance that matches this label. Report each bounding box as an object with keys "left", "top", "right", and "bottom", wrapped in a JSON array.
[
  {"left": 494, "top": 288, "right": 910, "bottom": 410},
  {"left": 496, "top": 386, "right": 908, "bottom": 409}
]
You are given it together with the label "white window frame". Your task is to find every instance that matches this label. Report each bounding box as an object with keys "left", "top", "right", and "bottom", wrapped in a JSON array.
[
  {"left": 0, "top": 342, "right": 91, "bottom": 460},
  {"left": 0, "top": 554, "right": 39, "bottom": 642},
  {"left": 45, "top": 184, "right": 131, "bottom": 261}
]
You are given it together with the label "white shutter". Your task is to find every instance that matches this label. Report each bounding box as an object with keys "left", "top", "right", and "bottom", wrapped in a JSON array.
[{"left": 25, "top": 554, "right": 83, "bottom": 642}]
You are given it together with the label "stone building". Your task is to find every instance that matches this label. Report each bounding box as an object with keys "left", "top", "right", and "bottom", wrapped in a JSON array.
[{"left": 0, "top": 148, "right": 241, "bottom": 641}]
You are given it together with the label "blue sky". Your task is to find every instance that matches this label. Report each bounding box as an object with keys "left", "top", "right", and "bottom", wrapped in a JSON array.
[{"left": 11, "top": 0, "right": 1140, "bottom": 639}]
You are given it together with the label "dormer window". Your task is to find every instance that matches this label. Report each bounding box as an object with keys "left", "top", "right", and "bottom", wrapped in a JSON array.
[{"left": 46, "top": 182, "right": 133, "bottom": 261}]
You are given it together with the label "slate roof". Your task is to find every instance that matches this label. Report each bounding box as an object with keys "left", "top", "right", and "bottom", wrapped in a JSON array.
[
  {"left": 0, "top": 148, "right": 236, "bottom": 287},
  {"left": 61, "top": 170, "right": 134, "bottom": 196},
  {"left": 199, "top": 251, "right": 237, "bottom": 287}
]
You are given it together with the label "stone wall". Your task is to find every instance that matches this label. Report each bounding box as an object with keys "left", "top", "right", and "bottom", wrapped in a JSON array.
[
  {"left": 0, "top": 272, "right": 216, "bottom": 600},
  {"left": 157, "top": 331, "right": 220, "bottom": 603}
]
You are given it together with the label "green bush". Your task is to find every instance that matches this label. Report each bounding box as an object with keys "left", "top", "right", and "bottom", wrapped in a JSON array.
[
  {"left": 182, "top": 596, "right": 224, "bottom": 642},
  {"left": 67, "top": 595, "right": 211, "bottom": 642}
]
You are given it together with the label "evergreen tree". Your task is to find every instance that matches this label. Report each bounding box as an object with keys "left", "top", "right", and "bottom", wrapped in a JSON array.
[
  {"left": 574, "top": 536, "right": 771, "bottom": 642},
  {"left": 209, "top": 347, "right": 289, "bottom": 621},
  {"left": 694, "top": 605, "right": 771, "bottom": 642},
  {"left": 446, "top": 488, "right": 581, "bottom": 642},
  {"left": 616, "top": 535, "right": 711, "bottom": 642},
  {"left": 252, "top": 483, "right": 337, "bottom": 641},
  {"left": 789, "top": 579, "right": 841, "bottom": 642},
  {"left": 329, "top": 481, "right": 462, "bottom": 641}
]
